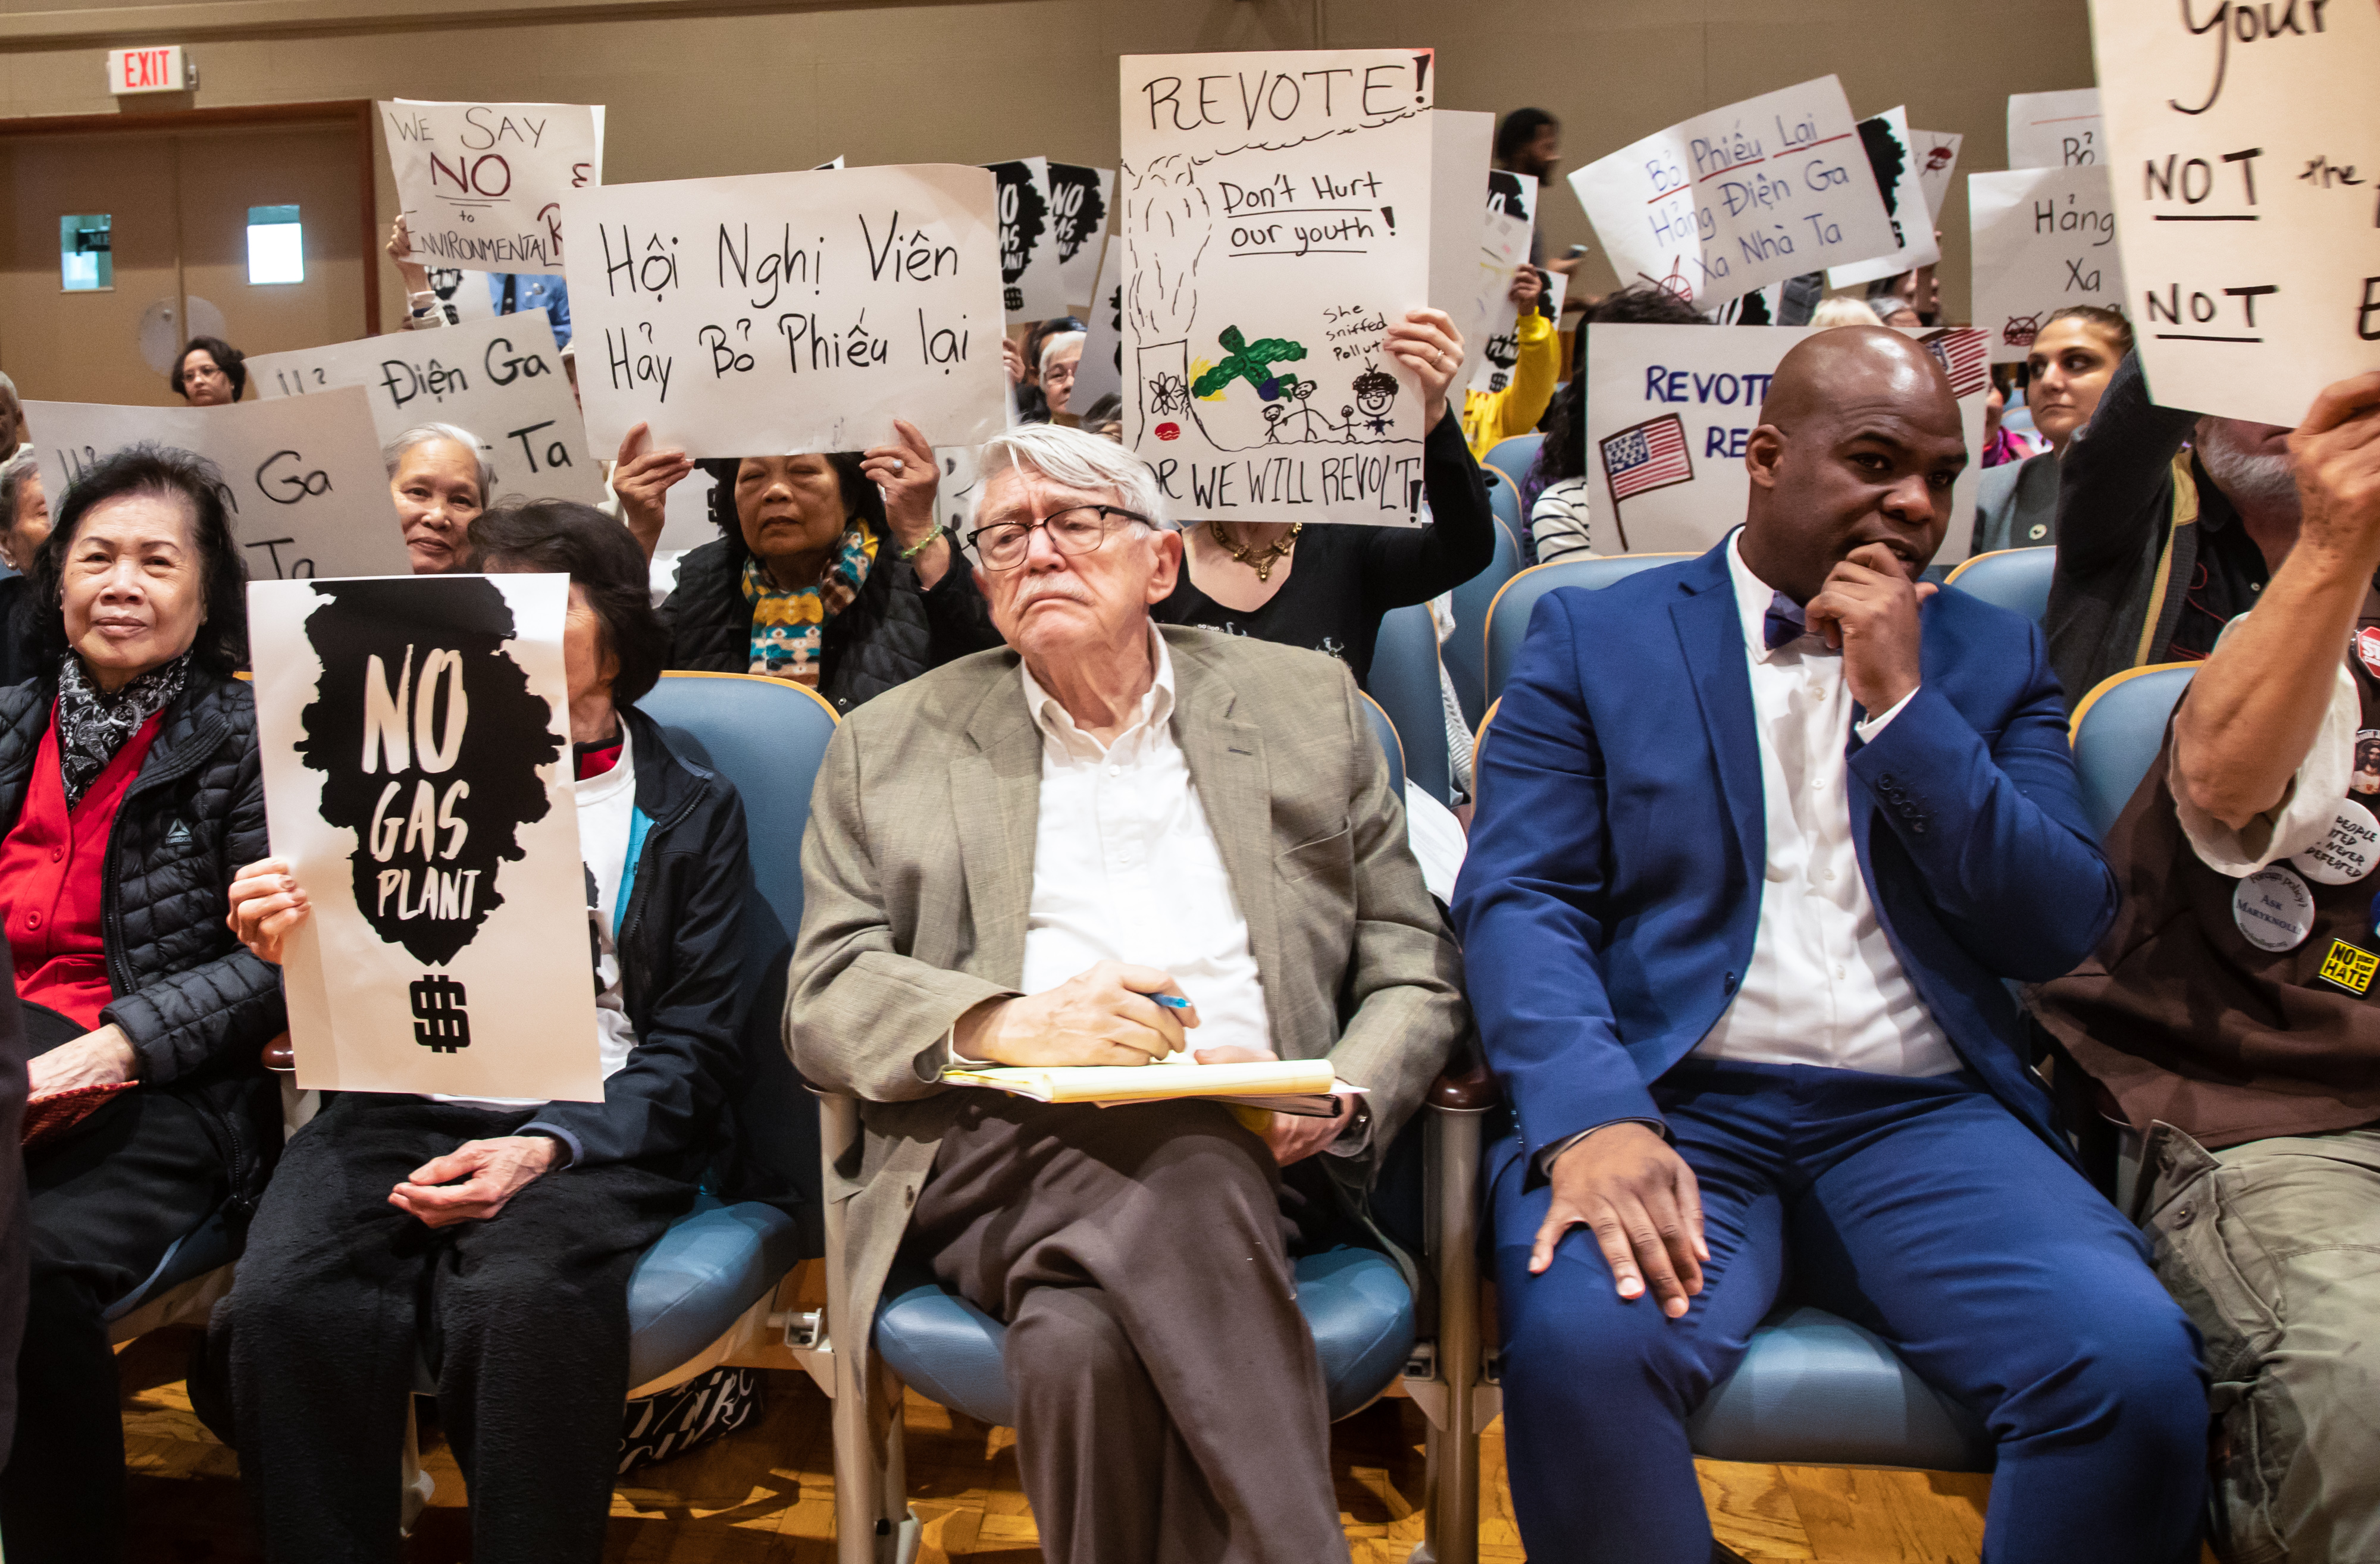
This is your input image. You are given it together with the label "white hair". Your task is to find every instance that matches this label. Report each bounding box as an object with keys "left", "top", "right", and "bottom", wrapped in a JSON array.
[
  {"left": 383, "top": 423, "right": 496, "bottom": 503},
  {"left": 1809, "top": 296, "right": 1884, "bottom": 330},
  {"left": 972, "top": 422, "right": 1169, "bottom": 532},
  {"left": 1038, "top": 330, "right": 1088, "bottom": 378}
]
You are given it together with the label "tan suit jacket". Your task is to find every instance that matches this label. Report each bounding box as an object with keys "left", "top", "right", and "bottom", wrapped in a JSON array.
[{"left": 787, "top": 625, "right": 1468, "bottom": 1381}]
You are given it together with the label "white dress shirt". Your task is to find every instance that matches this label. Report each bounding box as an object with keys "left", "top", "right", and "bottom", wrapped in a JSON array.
[
  {"left": 1690, "top": 532, "right": 1961, "bottom": 1077},
  {"left": 1013, "top": 629, "right": 1273, "bottom": 1055}
]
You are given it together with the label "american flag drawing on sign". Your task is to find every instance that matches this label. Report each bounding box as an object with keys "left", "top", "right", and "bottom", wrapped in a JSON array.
[
  {"left": 1599, "top": 414, "right": 1695, "bottom": 549},
  {"left": 1919, "top": 328, "right": 1990, "bottom": 400}
]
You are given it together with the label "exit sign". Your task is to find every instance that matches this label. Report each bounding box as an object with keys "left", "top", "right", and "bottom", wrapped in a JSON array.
[{"left": 106, "top": 46, "right": 190, "bottom": 95}]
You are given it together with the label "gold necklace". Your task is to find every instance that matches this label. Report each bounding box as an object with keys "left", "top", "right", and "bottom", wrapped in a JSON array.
[{"left": 1209, "top": 520, "right": 1304, "bottom": 583}]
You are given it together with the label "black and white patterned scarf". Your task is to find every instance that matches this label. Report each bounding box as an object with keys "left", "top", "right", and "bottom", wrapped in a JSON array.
[{"left": 55, "top": 652, "right": 186, "bottom": 810}]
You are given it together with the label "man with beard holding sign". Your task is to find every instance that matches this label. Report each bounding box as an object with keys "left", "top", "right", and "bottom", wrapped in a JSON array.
[{"left": 1455, "top": 328, "right": 2208, "bottom": 1562}]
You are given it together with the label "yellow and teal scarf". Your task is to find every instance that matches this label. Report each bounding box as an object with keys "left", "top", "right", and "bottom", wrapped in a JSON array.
[{"left": 741, "top": 526, "right": 878, "bottom": 688}]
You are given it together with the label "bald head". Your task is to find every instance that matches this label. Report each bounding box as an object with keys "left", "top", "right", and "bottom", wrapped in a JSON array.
[
  {"left": 1738, "top": 326, "right": 1969, "bottom": 603},
  {"left": 1761, "top": 326, "right": 1959, "bottom": 432}
]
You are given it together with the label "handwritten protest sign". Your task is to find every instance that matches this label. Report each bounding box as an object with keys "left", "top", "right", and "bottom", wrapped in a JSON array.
[
  {"left": 2007, "top": 89, "right": 2102, "bottom": 170},
  {"left": 250, "top": 573, "right": 600, "bottom": 1100},
  {"left": 30, "top": 389, "right": 412, "bottom": 581},
  {"left": 559, "top": 163, "right": 1009, "bottom": 459},
  {"left": 249, "top": 313, "right": 602, "bottom": 505},
  {"left": 1458, "top": 171, "right": 1539, "bottom": 397},
  {"left": 1119, "top": 49, "right": 1438, "bottom": 527},
  {"left": 1583, "top": 322, "right": 1988, "bottom": 562},
  {"left": 2090, "top": 0, "right": 2380, "bottom": 427},
  {"left": 1568, "top": 77, "right": 1896, "bottom": 309},
  {"left": 1909, "top": 129, "right": 1964, "bottom": 220},
  {"left": 1830, "top": 108, "right": 1943, "bottom": 288},
  {"left": 1969, "top": 165, "right": 2128, "bottom": 364},
  {"left": 1075, "top": 230, "right": 1127, "bottom": 412},
  {"left": 1047, "top": 162, "right": 1116, "bottom": 309},
  {"left": 380, "top": 99, "right": 604, "bottom": 276},
  {"left": 985, "top": 158, "right": 1069, "bottom": 322}
]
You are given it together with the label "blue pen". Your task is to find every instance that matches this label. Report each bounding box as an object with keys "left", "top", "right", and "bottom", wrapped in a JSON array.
[{"left": 1152, "top": 993, "right": 1192, "bottom": 1010}]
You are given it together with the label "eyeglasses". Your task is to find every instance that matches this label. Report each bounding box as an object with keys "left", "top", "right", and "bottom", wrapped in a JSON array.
[
  {"left": 1041, "top": 361, "right": 1078, "bottom": 385},
  {"left": 967, "top": 505, "right": 1150, "bottom": 571}
]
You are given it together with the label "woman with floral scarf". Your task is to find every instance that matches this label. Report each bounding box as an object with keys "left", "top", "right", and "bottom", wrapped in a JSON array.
[{"left": 656, "top": 418, "right": 1001, "bottom": 712}]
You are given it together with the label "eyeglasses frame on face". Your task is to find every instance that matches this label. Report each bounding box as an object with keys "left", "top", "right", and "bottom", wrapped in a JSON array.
[{"left": 967, "top": 504, "right": 1153, "bottom": 571}]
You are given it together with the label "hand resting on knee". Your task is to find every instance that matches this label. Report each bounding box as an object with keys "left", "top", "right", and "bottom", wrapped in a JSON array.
[{"left": 1536, "top": 1123, "right": 1708, "bottom": 1319}]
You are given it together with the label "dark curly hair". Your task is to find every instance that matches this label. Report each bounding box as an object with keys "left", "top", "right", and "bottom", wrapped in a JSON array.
[
  {"left": 32, "top": 443, "right": 249, "bottom": 680},
  {"left": 1351, "top": 366, "right": 1399, "bottom": 402},
  {"left": 463, "top": 499, "right": 667, "bottom": 707},
  {"left": 171, "top": 336, "right": 246, "bottom": 403},
  {"left": 696, "top": 453, "right": 888, "bottom": 566},
  {"left": 1534, "top": 287, "right": 1712, "bottom": 486}
]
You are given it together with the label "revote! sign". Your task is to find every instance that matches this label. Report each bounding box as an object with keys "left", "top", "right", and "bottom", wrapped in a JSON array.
[
  {"left": 559, "top": 163, "right": 1010, "bottom": 459},
  {"left": 380, "top": 99, "right": 605, "bottom": 276},
  {"left": 1567, "top": 76, "right": 1897, "bottom": 308},
  {"left": 248, "top": 312, "right": 603, "bottom": 506},
  {"left": 1117, "top": 48, "right": 1438, "bottom": 527},
  {"left": 29, "top": 389, "right": 413, "bottom": 581},
  {"left": 2090, "top": 0, "right": 2380, "bottom": 426}
]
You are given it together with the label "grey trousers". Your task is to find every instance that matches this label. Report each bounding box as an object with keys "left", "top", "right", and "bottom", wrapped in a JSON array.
[
  {"left": 2140, "top": 1123, "right": 2380, "bottom": 1563},
  {"left": 906, "top": 1093, "right": 1349, "bottom": 1564}
]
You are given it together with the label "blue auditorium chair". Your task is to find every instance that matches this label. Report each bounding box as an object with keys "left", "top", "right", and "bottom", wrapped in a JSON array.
[
  {"left": 1484, "top": 432, "right": 1543, "bottom": 494},
  {"left": 1483, "top": 554, "right": 1695, "bottom": 705},
  {"left": 2071, "top": 663, "right": 2196, "bottom": 839},
  {"left": 1944, "top": 546, "right": 2056, "bottom": 627},
  {"left": 1359, "top": 692, "right": 1407, "bottom": 796},
  {"left": 1443, "top": 514, "right": 1521, "bottom": 731},
  {"left": 1480, "top": 466, "right": 1523, "bottom": 538},
  {"left": 394, "top": 671, "right": 834, "bottom": 1523},
  {"left": 820, "top": 713, "right": 1501, "bottom": 1564},
  {"left": 1371, "top": 604, "right": 1454, "bottom": 806}
]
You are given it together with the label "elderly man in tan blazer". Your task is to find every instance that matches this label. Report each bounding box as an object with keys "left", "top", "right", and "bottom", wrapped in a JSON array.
[{"left": 789, "top": 415, "right": 1468, "bottom": 1564}]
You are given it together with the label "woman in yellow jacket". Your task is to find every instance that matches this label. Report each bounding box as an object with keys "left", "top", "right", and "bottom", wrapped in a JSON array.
[{"left": 1460, "top": 266, "right": 1559, "bottom": 459}]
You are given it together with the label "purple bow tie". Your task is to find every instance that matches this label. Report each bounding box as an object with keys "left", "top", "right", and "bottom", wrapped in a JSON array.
[{"left": 1762, "top": 592, "right": 1809, "bottom": 651}]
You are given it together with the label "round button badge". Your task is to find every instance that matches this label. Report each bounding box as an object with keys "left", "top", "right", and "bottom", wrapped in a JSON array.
[
  {"left": 2234, "top": 864, "right": 2316, "bottom": 953},
  {"left": 2292, "top": 798, "right": 2380, "bottom": 885}
]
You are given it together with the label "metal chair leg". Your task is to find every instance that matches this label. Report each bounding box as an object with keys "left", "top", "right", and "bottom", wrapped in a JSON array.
[
  {"left": 399, "top": 1394, "right": 434, "bottom": 1536},
  {"left": 1409, "top": 1087, "right": 1492, "bottom": 1564},
  {"left": 821, "top": 1093, "right": 922, "bottom": 1564}
]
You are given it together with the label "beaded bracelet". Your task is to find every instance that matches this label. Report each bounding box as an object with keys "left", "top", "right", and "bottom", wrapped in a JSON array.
[{"left": 897, "top": 525, "right": 945, "bottom": 563}]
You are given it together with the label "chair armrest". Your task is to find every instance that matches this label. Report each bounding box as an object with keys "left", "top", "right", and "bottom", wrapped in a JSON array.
[
  {"left": 261, "top": 1032, "right": 293, "bottom": 1073},
  {"left": 1429, "top": 1054, "right": 1500, "bottom": 1112}
]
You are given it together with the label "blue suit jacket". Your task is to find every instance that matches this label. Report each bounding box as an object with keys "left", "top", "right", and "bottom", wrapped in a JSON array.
[{"left": 1451, "top": 541, "right": 2118, "bottom": 1170}]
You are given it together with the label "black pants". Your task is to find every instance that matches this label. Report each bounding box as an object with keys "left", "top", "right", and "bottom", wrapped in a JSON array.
[
  {"left": 218, "top": 1093, "right": 694, "bottom": 1564},
  {"left": 907, "top": 1095, "right": 1349, "bottom": 1564},
  {"left": 0, "top": 1001, "right": 230, "bottom": 1564}
]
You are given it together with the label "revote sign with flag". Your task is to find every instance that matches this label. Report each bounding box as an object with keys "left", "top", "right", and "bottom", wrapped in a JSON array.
[{"left": 1600, "top": 415, "right": 1694, "bottom": 515}]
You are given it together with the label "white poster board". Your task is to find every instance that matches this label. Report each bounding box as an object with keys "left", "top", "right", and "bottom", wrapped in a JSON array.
[
  {"left": 2091, "top": 0, "right": 2380, "bottom": 427},
  {"left": 1075, "top": 231, "right": 1126, "bottom": 412},
  {"left": 30, "top": 389, "right": 413, "bottom": 581},
  {"left": 1568, "top": 76, "right": 1897, "bottom": 308},
  {"left": 1047, "top": 162, "right": 1116, "bottom": 311},
  {"left": 248, "top": 313, "right": 603, "bottom": 505},
  {"left": 1460, "top": 171, "right": 1539, "bottom": 397},
  {"left": 2006, "top": 89, "right": 2102, "bottom": 170},
  {"left": 560, "top": 164, "right": 1010, "bottom": 459},
  {"left": 1909, "top": 128, "right": 1964, "bottom": 220},
  {"left": 987, "top": 158, "right": 1070, "bottom": 322},
  {"left": 1119, "top": 49, "right": 1438, "bottom": 527},
  {"left": 250, "top": 572, "right": 601, "bottom": 1100},
  {"left": 1969, "top": 165, "right": 2128, "bottom": 364},
  {"left": 380, "top": 99, "right": 605, "bottom": 276},
  {"left": 1828, "top": 108, "right": 1943, "bottom": 289},
  {"left": 1583, "top": 322, "right": 1990, "bottom": 562}
]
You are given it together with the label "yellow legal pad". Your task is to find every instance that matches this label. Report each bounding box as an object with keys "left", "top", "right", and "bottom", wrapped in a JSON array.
[{"left": 944, "top": 1057, "right": 1343, "bottom": 1117}]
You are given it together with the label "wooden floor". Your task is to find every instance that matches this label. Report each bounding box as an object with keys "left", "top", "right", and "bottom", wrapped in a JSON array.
[{"left": 114, "top": 1325, "right": 2188, "bottom": 1562}]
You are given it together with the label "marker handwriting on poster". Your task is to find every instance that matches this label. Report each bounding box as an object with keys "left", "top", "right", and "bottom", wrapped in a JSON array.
[
  {"left": 379, "top": 99, "right": 604, "bottom": 275},
  {"left": 2090, "top": 0, "right": 2378, "bottom": 423},
  {"left": 560, "top": 164, "right": 1009, "bottom": 458},
  {"left": 2008, "top": 89, "right": 2103, "bottom": 170},
  {"left": 1119, "top": 49, "right": 1436, "bottom": 527},
  {"left": 1568, "top": 77, "right": 1896, "bottom": 307},
  {"left": 1970, "top": 167, "right": 2130, "bottom": 363},
  {"left": 249, "top": 313, "right": 602, "bottom": 504}
]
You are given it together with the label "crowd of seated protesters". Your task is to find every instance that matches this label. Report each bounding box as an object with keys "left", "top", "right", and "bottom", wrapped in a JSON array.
[
  {"left": 1973, "top": 305, "right": 2130, "bottom": 554},
  {"left": 211, "top": 499, "right": 752, "bottom": 1562},
  {"left": 0, "top": 447, "right": 284, "bottom": 1563},
  {"left": 1155, "top": 308, "right": 1492, "bottom": 688},
  {"left": 1525, "top": 284, "right": 1709, "bottom": 564}
]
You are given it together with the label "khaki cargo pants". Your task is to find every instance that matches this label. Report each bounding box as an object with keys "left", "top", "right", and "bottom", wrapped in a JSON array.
[{"left": 2140, "top": 1124, "right": 2380, "bottom": 1563}]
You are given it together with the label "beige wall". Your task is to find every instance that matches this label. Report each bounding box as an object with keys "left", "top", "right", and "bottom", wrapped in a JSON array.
[{"left": 0, "top": 0, "right": 2098, "bottom": 327}]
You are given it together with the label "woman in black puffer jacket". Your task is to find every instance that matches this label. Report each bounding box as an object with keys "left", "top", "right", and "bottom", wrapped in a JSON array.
[
  {"left": 660, "top": 418, "right": 1000, "bottom": 713},
  {"left": 0, "top": 445, "right": 282, "bottom": 1562}
]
